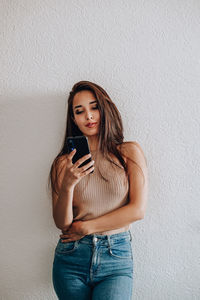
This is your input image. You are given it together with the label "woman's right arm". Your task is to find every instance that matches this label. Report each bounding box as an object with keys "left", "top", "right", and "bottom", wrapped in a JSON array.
[
  {"left": 52, "top": 150, "right": 94, "bottom": 230},
  {"left": 53, "top": 183, "right": 75, "bottom": 230}
]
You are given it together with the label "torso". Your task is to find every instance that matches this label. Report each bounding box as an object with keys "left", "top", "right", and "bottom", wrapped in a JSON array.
[
  {"left": 91, "top": 143, "right": 128, "bottom": 169},
  {"left": 72, "top": 144, "right": 130, "bottom": 235}
]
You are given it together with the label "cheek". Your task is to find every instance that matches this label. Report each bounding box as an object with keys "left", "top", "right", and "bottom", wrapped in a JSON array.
[
  {"left": 74, "top": 115, "right": 83, "bottom": 126},
  {"left": 95, "top": 110, "right": 100, "bottom": 120}
]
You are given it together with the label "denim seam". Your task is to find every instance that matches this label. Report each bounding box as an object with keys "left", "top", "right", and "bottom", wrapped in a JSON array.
[
  {"left": 55, "top": 240, "right": 79, "bottom": 255},
  {"left": 108, "top": 248, "right": 132, "bottom": 259},
  {"left": 107, "top": 234, "right": 133, "bottom": 259}
]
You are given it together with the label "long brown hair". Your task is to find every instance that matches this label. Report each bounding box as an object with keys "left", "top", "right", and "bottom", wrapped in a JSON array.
[{"left": 48, "top": 80, "right": 140, "bottom": 196}]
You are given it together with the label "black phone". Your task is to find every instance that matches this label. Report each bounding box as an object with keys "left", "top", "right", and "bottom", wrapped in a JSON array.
[{"left": 66, "top": 136, "right": 94, "bottom": 173}]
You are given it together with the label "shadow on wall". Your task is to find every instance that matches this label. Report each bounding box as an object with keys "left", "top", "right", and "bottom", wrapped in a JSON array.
[{"left": 0, "top": 93, "right": 67, "bottom": 299}]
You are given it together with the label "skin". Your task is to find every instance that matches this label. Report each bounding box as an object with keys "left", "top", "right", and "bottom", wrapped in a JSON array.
[
  {"left": 59, "top": 91, "right": 148, "bottom": 243},
  {"left": 60, "top": 90, "right": 101, "bottom": 242},
  {"left": 72, "top": 90, "right": 100, "bottom": 151}
]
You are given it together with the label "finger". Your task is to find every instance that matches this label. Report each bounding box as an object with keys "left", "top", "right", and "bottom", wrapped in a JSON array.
[
  {"left": 73, "top": 153, "right": 92, "bottom": 168},
  {"left": 61, "top": 236, "right": 80, "bottom": 243},
  {"left": 60, "top": 234, "right": 66, "bottom": 238},
  {"left": 61, "top": 239, "right": 73, "bottom": 243},
  {"left": 60, "top": 234, "right": 70, "bottom": 238},
  {"left": 80, "top": 160, "right": 95, "bottom": 173},
  {"left": 68, "top": 148, "right": 76, "bottom": 160},
  {"left": 73, "top": 163, "right": 94, "bottom": 178},
  {"left": 83, "top": 165, "right": 95, "bottom": 176},
  {"left": 60, "top": 235, "right": 75, "bottom": 242}
]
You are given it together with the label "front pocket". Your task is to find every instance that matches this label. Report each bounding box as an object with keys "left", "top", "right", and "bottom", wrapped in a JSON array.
[
  {"left": 55, "top": 239, "right": 78, "bottom": 254},
  {"left": 109, "top": 241, "right": 133, "bottom": 259}
]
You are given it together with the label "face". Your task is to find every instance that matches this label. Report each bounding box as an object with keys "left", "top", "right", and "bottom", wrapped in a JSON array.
[{"left": 72, "top": 90, "right": 100, "bottom": 137}]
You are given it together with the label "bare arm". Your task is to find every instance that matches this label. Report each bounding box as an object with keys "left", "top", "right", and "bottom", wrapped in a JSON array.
[
  {"left": 51, "top": 157, "right": 74, "bottom": 230},
  {"left": 53, "top": 186, "right": 74, "bottom": 230},
  {"left": 83, "top": 141, "right": 148, "bottom": 234},
  {"left": 83, "top": 203, "right": 143, "bottom": 234},
  {"left": 60, "top": 141, "right": 148, "bottom": 240},
  {"left": 52, "top": 150, "right": 94, "bottom": 230}
]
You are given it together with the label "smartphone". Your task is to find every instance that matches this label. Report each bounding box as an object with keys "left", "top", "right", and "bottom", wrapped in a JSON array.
[{"left": 66, "top": 136, "right": 94, "bottom": 173}]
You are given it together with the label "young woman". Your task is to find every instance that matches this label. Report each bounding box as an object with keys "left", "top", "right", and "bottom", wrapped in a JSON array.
[{"left": 48, "top": 80, "right": 148, "bottom": 300}]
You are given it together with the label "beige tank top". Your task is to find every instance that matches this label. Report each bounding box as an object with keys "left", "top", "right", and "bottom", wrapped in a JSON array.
[{"left": 73, "top": 149, "right": 131, "bottom": 235}]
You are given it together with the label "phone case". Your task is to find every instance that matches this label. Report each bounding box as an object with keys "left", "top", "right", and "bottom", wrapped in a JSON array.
[{"left": 66, "top": 136, "right": 93, "bottom": 173}]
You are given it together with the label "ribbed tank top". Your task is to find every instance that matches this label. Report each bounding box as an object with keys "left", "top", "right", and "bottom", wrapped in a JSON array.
[{"left": 73, "top": 149, "right": 131, "bottom": 235}]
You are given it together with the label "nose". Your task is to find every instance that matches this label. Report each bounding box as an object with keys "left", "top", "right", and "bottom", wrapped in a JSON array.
[{"left": 86, "top": 111, "right": 93, "bottom": 120}]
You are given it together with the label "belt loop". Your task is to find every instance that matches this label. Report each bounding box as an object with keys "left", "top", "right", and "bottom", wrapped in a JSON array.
[
  {"left": 129, "top": 230, "right": 132, "bottom": 242},
  {"left": 107, "top": 235, "right": 111, "bottom": 248},
  {"left": 93, "top": 234, "right": 97, "bottom": 246}
]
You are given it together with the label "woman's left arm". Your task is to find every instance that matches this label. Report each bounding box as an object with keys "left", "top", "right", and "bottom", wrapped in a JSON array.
[
  {"left": 84, "top": 141, "right": 148, "bottom": 234},
  {"left": 60, "top": 142, "right": 148, "bottom": 240}
]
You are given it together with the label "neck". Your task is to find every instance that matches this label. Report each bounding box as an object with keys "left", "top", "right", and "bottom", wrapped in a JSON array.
[{"left": 87, "top": 135, "right": 99, "bottom": 151}]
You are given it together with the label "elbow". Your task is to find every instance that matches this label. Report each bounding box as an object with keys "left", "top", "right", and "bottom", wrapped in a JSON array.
[
  {"left": 139, "top": 214, "right": 145, "bottom": 220},
  {"left": 129, "top": 205, "right": 145, "bottom": 221},
  {"left": 138, "top": 209, "right": 146, "bottom": 220},
  {"left": 55, "top": 222, "right": 72, "bottom": 231},
  {"left": 53, "top": 216, "right": 72, "bottom": 231}
]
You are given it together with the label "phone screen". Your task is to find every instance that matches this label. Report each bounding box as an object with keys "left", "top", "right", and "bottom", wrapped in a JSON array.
[{"left": 66, "top": 136, "right": 93, "bottom": 172}]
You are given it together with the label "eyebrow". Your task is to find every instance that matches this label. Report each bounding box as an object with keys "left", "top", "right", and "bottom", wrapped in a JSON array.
[{"left": 74, "top": 100, "right": 97, "bottom": 109}]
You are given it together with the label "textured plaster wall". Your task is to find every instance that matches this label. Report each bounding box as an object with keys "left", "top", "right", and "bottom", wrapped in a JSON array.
[{"left": 0, "top": 1, "right": 200, "bottom": 299}]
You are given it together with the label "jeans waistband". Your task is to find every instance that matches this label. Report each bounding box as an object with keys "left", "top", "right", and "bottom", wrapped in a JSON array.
[{"left": 78, "top": 230, "right": 132, "bottom": 246}]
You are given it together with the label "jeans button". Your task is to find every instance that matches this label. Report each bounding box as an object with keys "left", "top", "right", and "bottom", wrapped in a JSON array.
[{"left": 94, "top": 237, "right": 97, "bottom": 242}]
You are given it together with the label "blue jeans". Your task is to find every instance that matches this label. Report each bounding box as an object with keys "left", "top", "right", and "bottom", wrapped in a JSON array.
[{"left": 52, "top": 230, "right": 134, "bottom": 300}]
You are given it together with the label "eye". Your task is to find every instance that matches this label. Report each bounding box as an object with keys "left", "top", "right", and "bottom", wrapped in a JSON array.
[
  {"left": 75, "top": 111, "right": 83, "bottom": 114},
  {"left": 75, "top": 106, "right": 98, "bottom": 114}
]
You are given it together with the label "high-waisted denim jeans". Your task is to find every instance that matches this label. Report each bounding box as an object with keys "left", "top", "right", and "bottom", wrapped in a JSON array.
[{"left": 52, "top": 230, "right": 134, "bottom": 300}]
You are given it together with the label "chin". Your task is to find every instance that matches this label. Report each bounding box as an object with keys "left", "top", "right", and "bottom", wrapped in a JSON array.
[
  {"left": 85, "top": 132, "right": 99, "bottom": 137},
  {"left": 81, "top": 127, "right": 99, "bottom": 136},
  {"left": 83, "top": 130, "right": 99, "bottom": 137}
]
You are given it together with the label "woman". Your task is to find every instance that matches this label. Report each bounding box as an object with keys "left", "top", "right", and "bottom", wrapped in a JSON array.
[{"left": 48, "top": 80, "right": 148, "bottom": 300}]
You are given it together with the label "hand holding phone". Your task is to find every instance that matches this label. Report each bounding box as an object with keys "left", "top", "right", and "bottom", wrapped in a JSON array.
[
  {"left": 60, "top": 136, "right": 95, "bottom": 189},
  {"left": 67, "top": 136, "right": 94, "bottom": 171},
  {"left": 60, "top": 150, "right": 95, "bottom": 189}
]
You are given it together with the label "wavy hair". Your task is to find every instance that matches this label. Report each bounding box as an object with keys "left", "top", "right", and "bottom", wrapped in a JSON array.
[{"left": 48, "top": 80, "right": 140, "bottom": 196}]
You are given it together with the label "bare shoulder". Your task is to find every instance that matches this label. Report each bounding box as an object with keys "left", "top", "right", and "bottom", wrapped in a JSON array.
[{"left": 117, "top": 141, "right": 147, "bottom": 168}]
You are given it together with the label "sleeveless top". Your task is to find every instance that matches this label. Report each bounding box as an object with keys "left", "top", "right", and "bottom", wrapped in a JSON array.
[{"left": 72, "top": 149, "right": 131, "bottom": 235}]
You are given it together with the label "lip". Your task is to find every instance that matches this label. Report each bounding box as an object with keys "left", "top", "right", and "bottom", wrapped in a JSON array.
[{"left": 85, "top": 122, "right": 97, "bottom": 128}]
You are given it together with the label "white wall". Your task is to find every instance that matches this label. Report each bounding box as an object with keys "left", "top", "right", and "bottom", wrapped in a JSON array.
[{"left": 0, "top": 1, "right": 199, "bottom": 299}]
